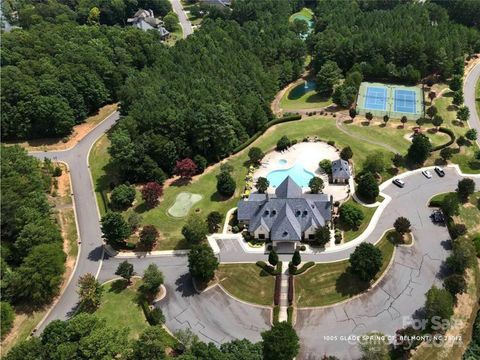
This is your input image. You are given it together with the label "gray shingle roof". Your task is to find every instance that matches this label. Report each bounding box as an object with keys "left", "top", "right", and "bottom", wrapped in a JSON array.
[
  {"left": 275, "top": 176, "right": 302, "bottom": 198},
  {"left": 237, "top": 177, "right": 331, "bottom": 242},
  {"left": 332, "top": 159, "right": 351, "bottom": 180}
]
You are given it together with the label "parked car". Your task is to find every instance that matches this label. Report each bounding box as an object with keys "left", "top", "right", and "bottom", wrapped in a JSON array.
[
  {"left": 434, "top": 166, "right": 445, "bottom": 177},
  {"left": 422, "top": 170, "right": 432, "bottom": 179},
  {"left": 430, "top": 210, "right": 445, "bottom": 224},
  {"left": 393, "top": 178, "right": 405, "bottom": 188}
]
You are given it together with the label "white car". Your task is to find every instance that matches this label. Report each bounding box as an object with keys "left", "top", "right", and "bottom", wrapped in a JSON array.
[{"left": 422, "top": 170, "right": 432, "bottom": 179}]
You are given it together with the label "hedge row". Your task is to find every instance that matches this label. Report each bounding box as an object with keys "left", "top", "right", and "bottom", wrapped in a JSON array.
[
  {"left": 429, "top": 199, "right": 442, "bottom": 207},
  {"left": 430, "top": 127, "right": 456, "bottom": 152},
  {"left": 274, "top": 275, "right": 281, "bottom": 306},
  {"left": 288, "top": 275, "right": 294, "bottom": 306},
  {"left": 287, "top": 306, "right": 293, "bottom": 325},
  {"left": 272, "top": 305, "right": 280, "bottom": 325},
  {"left": 232, "top": 114, "right": 302, "bottom": 153},
  {"left": 140, "top": 299, "right": 165, "bottom": 325},
  {"left": 256, "top": 260, "right": 280, "bottom": 275},
  {"left": 290, "top": 261, "right": 315, "bottom": 275}
]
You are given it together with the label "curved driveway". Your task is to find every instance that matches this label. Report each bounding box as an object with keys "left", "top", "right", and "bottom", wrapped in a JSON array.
[
  {"left": 170, "top": 0, "right": 193, "bottom": 38},
  {"left": 465, "top": 62, "right": 480, "bottom": 146}
]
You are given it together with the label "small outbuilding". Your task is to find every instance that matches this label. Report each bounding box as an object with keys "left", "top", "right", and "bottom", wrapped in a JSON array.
[{"left": 331, "top": 159, "right": 351, "bottom": 184}]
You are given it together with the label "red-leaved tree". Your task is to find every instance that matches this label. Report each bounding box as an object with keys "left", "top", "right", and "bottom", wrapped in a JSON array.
[
  {"left": 141, "top": 182, "right": 163, "bottom": 208},
  {"left": 174, "top": 158, "right": 197, "bottom": 180}
]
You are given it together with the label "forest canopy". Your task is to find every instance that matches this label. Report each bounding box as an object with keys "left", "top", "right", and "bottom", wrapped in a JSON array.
[{"left": 309, "top": 0, "right": 480, "bottom": 83}]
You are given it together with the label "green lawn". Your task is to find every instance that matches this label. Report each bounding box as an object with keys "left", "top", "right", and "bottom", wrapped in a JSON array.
[
  {"left": 476, "top": 77, "right": 480, "bottom": 116},
  {"left": 90, "top": 117, "right": 401, "bottom": 250},
  {"left": 434, "top": 91, "right": 480, "bottom": 173},
  {"left": 425, "top": 128, "right": 451, "bottom": 148},
  {"left": 96, "top": 279, "right": 149, "bottom": 339},
  {"left": 217, "top": 263, "right": 275, "bottom": 306},
  {"left": 295, "top": 236, "right": 395, "bottom": 307},
  {"left": 340, "top": 198, "right": 379, "bottom": 243},
  {"left": 289, "top": 7, "right": 313, "bottom": 22}
]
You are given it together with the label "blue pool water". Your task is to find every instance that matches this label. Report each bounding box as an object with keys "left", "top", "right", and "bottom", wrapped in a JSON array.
[
  {"left": 288, "top": 80, "right": 317, "bottom": 100},
  {"left": 267, "top": 162, "right": 314, "bottom": 188}
]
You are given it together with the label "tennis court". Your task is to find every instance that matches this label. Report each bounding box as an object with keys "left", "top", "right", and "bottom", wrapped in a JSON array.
[
  {"left": 364, "top": 86, "right": 387, "bottom": 111},
  {"left": 356, "top": 82, "right": 424, "bottom": 120},
  {"left": 393, "top": 89, "right": 416, "bottom": 114}
]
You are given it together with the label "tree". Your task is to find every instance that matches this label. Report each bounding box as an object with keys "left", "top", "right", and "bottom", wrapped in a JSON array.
[
  {"left": 261, "top": 322, "right": 299, "bottom": 360},
  {"left": 453, "top": 90, "right": 464, "bottom": 106},
  {"left": 248, "top": 147, "right": 264, "bottom": 165},
  {"left": 309, "top": 177, "right": 324, "bottom": 194},
  {"left": 77, "top": 273, "right": 102, "bottom": 313},
  {"left": 457, "top": 178, "right": 475, "bottom": 202},
  {"left": 174, "top": 328, "right": 199, "bottom": 351},
  {"left": 188, "top": 244, "right": 219, "bottom": 283},
  {"left": 256, "top": 177, "right": 270, "bottom": 193},
  {"left": 314, "top": 226, "right": 330, "bottom": 247},
  {"left": 394, "top": 217, "right": 411, "bottom": 235},
  {"left": 163, "top": 11, "right": 179, "bottom": 32},
  {"left": 339, "top": 203, "right": 365, "bottom": 228},
  {"left": 400, "top": 116, "right": 408, "bottom": 127},
  {"left": 110, "top": 184, "right": 136, "bottom": 210},
  {"left": 182, "top": 214, "right": 208, "bottom": 244},
  {"left": 316, "top": 60, "right": 343, "bottom": 96},
  {"left": 319, "top": 159, "right": 332, "bottom": 174},
  {"left": 87, "top": 6, "right": 100, "bottom": 25},
  {"left": 276, "top": 136, "right": 291, "bottom": 151},
  {"left": 457, "top": 106, "right": 470, "bottom": 122},
  {"left": 206, "top": 211, "right": 223, "bottom": 233},
  {"left": 268, "top": 250, "right": 279, "bottom": 266},
  {"left": 216, "top": 170, "right": 236, "bottom": 197},
  {"left": 383, "top": 115, "right": 389, "bottom": 126},
  {"left": 365, "top": 112, "right": 373, "bottom": 122},
  {"left": 363, "top": 153, "right": 386, "bottom": 174},
  {"left": 3, "top": 337, "right": 45, "bottom": 360},
  {"left": 439, "top": 147, "right": 453, "bottom": 162},
  {"left": 416, "top": 117, "right": 425, "bottom": 128},
  {"left": 424, "top": 286, "right": 454, "bottom": 331},
  {"left": 141, "top": 264, "right": 164, "bottom": 298},
  {"left": 132, "top": 326, "right": 166, "bottom": 360},
  {"left": 115, "top": 260, "right": 134, "bottom": 284},
  {"left": 1, "top": 302, "right": 15, "bottom": 339},
  {"left": 101, "top": 212, "right": 131, "bottom": 246},
  {"left": 8, "top": 243, "right": 66, "bottom": 306},
  {"left": 447, "top": 238, "right": 476, "bottom": 274},
  {"left": 392, "top": 153, "right": 404, "bottom": 168},
  {"left": 441, "top": 193, "right": 460, "bottom": 217},
  {"left": 444, "top": 274, "right": 467, "bottom": 297},
  {"left": 292, "top": 250, "right": 301, "bottom": 267},
  {"left": 349, "top": 108, "right": 357, "bottom": 120},
  {"left": 449, "top": 74, "right": 462, "bottom": 92},
  {"left": 427, "top": 105, "right": 438, "bottom": 119},
  {"left": 193, "top": 155, "right": 207, "bottom": 174},
  {"left": 432, "top": 115, "right": 444, "bottom": 129},
  {"left": 466, "top": 128, "right": 478, "bottom": 141},
  {"left": 359, "top": 332, "right": 389, "bottom": 360},
  {"left": 356, "top": 172, "right": 379, "bottom": 202},
  {"left": 141, "top": 182, "right": 163, "bottom": 209},
  {"left": 174, "top": 158, "right": 197, "bottom": 180},
  {"left": 140, "top": 225, "right": 159, "bottom": 250},
  {"left": 340, "top": 146, "right": 353, "bottom": 161},
  {"left": 349, "top": 243, "right": 383, "bottom": 282},
  {"left": 407, "top": 133, "right": 432, "bottom": 164}
]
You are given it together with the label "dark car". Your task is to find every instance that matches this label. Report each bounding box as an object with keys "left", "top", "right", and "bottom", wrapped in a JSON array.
[
  {"left": 434, "top": 166, "right": 445, "bottom": 177},
  {"left": 392, "top": 178, "right": 405, "bottom": 188},
  {"left": 430, "top": 210, "right": 445, "bottom": 224}
]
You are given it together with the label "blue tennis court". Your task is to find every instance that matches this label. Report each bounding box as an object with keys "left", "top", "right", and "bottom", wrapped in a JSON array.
[
  {"left": 394, "top": 89, "right": 416, "bottom": 114},
  {"left": 364, "top": 86, "right": 387, "bottom": 111}
]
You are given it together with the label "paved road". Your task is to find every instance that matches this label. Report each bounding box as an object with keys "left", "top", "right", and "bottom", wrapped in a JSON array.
[
  {"left": 30, "top": 111, "right": 119, "bottom": 332},
  {"left": 170, "top": 0, "right": 193, "bottom": 38},
  {"left": 98, "top": 255, "right": 271, "bottom": 344},
  {"left": 465, "top": 62, "right": 480, "bottom": 146}
]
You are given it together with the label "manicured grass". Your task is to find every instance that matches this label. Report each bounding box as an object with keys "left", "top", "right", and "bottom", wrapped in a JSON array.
[
  {"left": 434, "top": 92, "right": 480, "bottom": 173},
  {"left": 289, "top": 7, "right": 313, "bottom": 22},
  {"left": 295, "top": 236, "right": 395, "bottom": 307},
  {"left": 280, "top": 87, "right": 332, "bottom": 110},
  {"left": 217, "top": 263, "right": 275, "bottom": 306},
  {"left": 96, "top": 279, "right": 148, "bottom": 339},
  {"left": 340, "top": 198, "right": 378, "bottom": 243},
  {"left": 425, "top": 129, "right": 450, "bottom": 148},
  {"left": 455, "top": 192, "right": 480, "bottom": 239}
]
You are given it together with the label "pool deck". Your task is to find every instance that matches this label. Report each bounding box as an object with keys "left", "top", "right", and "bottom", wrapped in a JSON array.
[{"left": 253, "top": 142, "right": 350, "bottom": 201}]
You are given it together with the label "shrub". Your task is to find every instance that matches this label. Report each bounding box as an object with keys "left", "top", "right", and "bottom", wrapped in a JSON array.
[
  {"left": 319, "top": 159, "right": 332, "bottom": 174},
  {"left": 457, "top": 178, "right": 475, "bottom": 202},
  {"left": 276, "top": 135, "right": 291, "bottom": 151},
  {"left": 356, "top": 172, "right": 379, "bottom": 202},
  {"left": 141, "top": 182, "right": 163, "bottom": 208},
  {"left": 339, "top": 203, "right": 364, "bottom": 228},
  {"left": 268, "top": 250, "right": 279, "bottom": 266},
  {"left": 140, "top": 225, "right": 159, "bottom": 250},
  {"left": 272, "top": 305, "right": 280, "bottom": 324},
  {"left": 288, "top": 275, "right": 294, "bottom": 305},
  {"left": 293, "top": 261, "right": 314, "bottom": 275},
  {"left": 327, "top": 140, "right": 335, "bottom": 146},
  {"left": 216, "top": 170, "right": 236, "bottom": 197},
  {"left": 206, "top": 211, "right": 223, "bottom": 233},
  {"left": 193, "top": 155, "right": 208, "bottom": 174},
  {"left": 473, "top": 236, "right": 480, "bottom": 257},
  {"left": 444, "top": 274, "right": 467, "bottom": 297},
  {"left": 1, "top": 302, "right": 15, "bottom": 339},
  {"left": 110, "top": 184, "right": 136, "bottom": 210},
  {"left": 292, "top": 250, "right": 301, "bottom": 266},
  {"left": 274, "top": 275, "right": 281, "bottom": 305},
  {"left": 299, "top": 245, "right": 306, "bottom": 251},
  {"left": 449, "top": 223, "right": 467, "bottom": 239},
  {"left": 52, "top": 166, "right": 62, "bottom": 177},
  {"left": 340, "top": 146, "right": 353, "bottom": 161}
]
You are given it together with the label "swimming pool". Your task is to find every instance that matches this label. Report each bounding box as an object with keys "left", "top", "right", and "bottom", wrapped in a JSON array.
[{"left": 267, "top": 162, "right": 314, "bottom": 188}]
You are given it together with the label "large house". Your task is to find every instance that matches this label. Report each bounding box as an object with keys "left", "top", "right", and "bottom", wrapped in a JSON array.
[
  {"left": 237, "top": 176, "right": 332, "bottom": 252},
  {"left": 331, "top": 159, "right": 351, "bottom": 184},
  {"left": 127, "top": 9, "right": 170, "bottom": 40}
]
